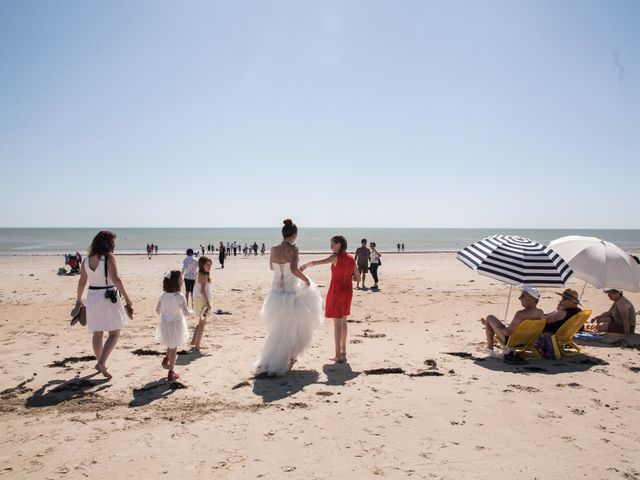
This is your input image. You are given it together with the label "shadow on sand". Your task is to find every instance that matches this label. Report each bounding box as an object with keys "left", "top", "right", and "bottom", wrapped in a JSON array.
[
  {"left": 129, "top": 379, "right": 187, "bottom": 407},
  {"left": 252, "top": 369, "right": 320, "bottom": 403},
  {"left": 25, "top": 373, "right": 111, "bottom": 408},
  {"left": 473, "top": 354, "right": 609, "bottom": 375},
  {"left": 175, "top": 349, "right": 207, "bottom": 367},
  {"left": 322, "top": 362, "right": 361, "bottom": 386}
]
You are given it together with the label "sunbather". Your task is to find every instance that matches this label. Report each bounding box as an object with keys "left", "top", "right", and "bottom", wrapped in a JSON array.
[
  {"left": 480, "top": 286, "right": 544, "bottom": 357},
  {"left": 591, "top": 289, "right": 636, "bottom": 334},
  {"left": 543, "top": 288, "right": 582, "bottom": 333}
]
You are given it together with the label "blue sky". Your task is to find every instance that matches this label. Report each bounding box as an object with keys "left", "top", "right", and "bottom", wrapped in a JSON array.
[{"left": 1, "top": 1, "right": 638, "bottom": 228}]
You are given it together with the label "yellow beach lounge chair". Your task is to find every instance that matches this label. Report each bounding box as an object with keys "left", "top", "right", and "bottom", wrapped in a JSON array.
[
  {"left": 495, "top": 319, "right": 546, "bottom": 359},
  {"left": 550, "top": 310, "right": 592, "bottom": 360}
]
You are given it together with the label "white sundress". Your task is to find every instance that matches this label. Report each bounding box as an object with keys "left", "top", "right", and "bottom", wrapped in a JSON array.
[{"left": 83, "top": 256, "right": 128, "bottom": 333}]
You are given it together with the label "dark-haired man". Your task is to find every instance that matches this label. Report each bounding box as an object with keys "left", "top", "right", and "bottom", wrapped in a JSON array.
[{"left": 354, "top": 239, "right": 371, "bottom": 290}]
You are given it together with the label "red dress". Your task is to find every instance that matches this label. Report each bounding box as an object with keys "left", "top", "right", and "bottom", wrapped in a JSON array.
[{"left": 325, "top": 252, "right": 355, "bottom": 318}]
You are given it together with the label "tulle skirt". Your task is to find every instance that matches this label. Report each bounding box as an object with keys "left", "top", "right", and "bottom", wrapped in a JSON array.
[
  {"left": 253, "top": 283, "right": 323, "bottom": 376},
  {"left": 155, "top": 318, "right": 190, "bottom": 349}
]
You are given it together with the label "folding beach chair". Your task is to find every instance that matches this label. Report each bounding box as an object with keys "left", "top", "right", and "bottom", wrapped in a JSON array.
[
  {"left": 495, "top": 319, "right": 546, "bottom": 359},
  {"left": 550, "top": 310, "right": 592, "bottom": 360}
]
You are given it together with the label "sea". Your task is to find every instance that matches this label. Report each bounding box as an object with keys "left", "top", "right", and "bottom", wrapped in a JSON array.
[{"left": 1, "top": 228, "right": 640, "bottom": 256}]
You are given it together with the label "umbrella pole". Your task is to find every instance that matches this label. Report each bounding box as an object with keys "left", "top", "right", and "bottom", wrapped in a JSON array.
[
  {"left": 504, "top": 285, "right": 513, "bottom": 320},
  {"left": 579, "top": 280, "right": 587, "bottom": 301}
]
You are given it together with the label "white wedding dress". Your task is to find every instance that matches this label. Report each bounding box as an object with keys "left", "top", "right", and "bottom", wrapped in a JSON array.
[{"left": 253, "top": 262, "right": 323, "bottom": 376}]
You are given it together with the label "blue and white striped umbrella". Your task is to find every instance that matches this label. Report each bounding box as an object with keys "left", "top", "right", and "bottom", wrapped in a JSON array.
[{"left": 457, "top": 235, "right": 573, "bottom": 286}]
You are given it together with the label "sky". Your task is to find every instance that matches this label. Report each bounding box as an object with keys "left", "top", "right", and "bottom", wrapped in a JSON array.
[{"left": 1, "top": 1, "right": 639, "bottom": 228}]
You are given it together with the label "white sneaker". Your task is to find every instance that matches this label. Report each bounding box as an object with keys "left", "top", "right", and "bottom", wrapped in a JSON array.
[{"left": 484, "top": 348, "right": 503, "bottom": 359}]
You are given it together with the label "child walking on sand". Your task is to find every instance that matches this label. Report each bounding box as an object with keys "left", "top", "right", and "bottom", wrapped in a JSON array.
[
  {"left": 301, "top": 235, "right": 360, "bottom": 363},
  {"left": 156, "top": 270, "right": 192, "bottom": 381},
  {"left": 191, "top": 256, "right": 213, "bottom": 351}
]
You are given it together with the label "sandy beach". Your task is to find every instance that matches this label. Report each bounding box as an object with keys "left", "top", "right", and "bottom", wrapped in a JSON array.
[{"left": 1, "top": 252, "right": 640, "bottom": 479}]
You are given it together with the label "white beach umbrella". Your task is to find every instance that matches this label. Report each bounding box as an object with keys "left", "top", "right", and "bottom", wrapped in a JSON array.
[{"left": 549, "top": 236, "right": 640, "bottom": 293}]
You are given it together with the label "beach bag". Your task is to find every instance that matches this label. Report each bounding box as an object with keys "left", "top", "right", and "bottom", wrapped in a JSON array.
[{"left": 535, "top": 334, "right": 555, "bottom": 359}]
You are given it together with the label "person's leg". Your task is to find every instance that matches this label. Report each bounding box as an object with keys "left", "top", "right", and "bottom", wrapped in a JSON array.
[
  {"left": 361, "top": 270, "right": 367, "bottom": 289},
  {"left": 340, "top": 317, "right": 348, "bottom": 360},
  {"left": 96, "top": 329, "right": 120, "bottom": 378},
  {"left": 194, "top": 319, "right": 206, "bottom": 349},
  {"left": 331, "top": 318, "right": 341, "bottom": 361},
  {"left": 92, "top": 332, "right": 104, "bottom": 360},
  {"left": 483, "top": 315, "right": 507, "bottom": 349},
  {"left": 370, "top": 264, "right": 379, "bottom": 287},
  {"left": 167, "top": 347, "right": 177, "bottom": 371}
]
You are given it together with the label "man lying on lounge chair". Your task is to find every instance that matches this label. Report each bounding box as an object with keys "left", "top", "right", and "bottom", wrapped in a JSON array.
[{"left": 480, "top": 286, "right": 544, "bottom": 358}]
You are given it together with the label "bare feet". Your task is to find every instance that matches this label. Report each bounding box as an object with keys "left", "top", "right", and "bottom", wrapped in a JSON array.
[
  {"left": 288, "top": 358, "right": 297, "bottom": 371},
  {"left": 329, "top": 355, "right": 340, "bottom": 362},
  {"left": 338, "top": 352, "right": 347, "bottom": 363},
  {"left": 95, "top": 363, "right": 112, "bottom": 379}
]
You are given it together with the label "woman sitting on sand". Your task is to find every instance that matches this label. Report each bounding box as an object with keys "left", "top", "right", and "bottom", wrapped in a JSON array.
[
  {"left": 75, "top": 231, "right": 133, "bottom": 379},
  {"left": 590, "top": 289, "right": 636, "bottom": 334},
  {"left": 253, "top": 219, "right": 323, "bottom": 377}
]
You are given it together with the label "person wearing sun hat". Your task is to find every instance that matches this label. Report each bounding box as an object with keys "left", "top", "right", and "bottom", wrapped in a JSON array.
[
  {"left": 543, "top": 288, "right": 583, "bottom": 334},
  {"left": 480, "top": 286, "right": 544, "bottom": 357},
  {"left": 591, "top": 289, "right": 636, "bottom": 334}
]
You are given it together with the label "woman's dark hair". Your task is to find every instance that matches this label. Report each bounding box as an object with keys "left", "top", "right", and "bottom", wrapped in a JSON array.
[
  {"left": 88, "top": 230, "right": 116, "bottom": 257},
  {"left": 370, "top": 242, "right": 376, "bottom": 248},
  {"left": 331, "top": 235, "right": 347, "bottom": 253},
  {"left": 282, "top": 218, "right": 298, "bottom": 238},
  {"left": 198, "top": 255, "right": 212, "bottom": 283},
  {"left": 186, "top": 248, "right": 194, "bottom": 255},
  {"left": 163, "top": 270, "right": 181, "bottom": 293}
]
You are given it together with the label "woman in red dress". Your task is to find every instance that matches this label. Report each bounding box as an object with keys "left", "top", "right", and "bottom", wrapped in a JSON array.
[{"left": 301, "top": 235, "right": 360, "bottom": 363}]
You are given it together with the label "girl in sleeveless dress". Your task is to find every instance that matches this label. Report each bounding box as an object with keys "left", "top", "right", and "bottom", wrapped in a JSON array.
[
  {"left": 156, "top": 270, "right": 193, "bottom": 381},
  {"left": 75, "top": 231, "right": 133, "bottom": 379},
  {"left": 301, "top": 235, "right": 360, "bottom": 363},
  {"left": 253, "top": 219, "right": 323, "bottom": 377},
  {"left": 191, "top": 256, "right": 213, "bottom": 351}
]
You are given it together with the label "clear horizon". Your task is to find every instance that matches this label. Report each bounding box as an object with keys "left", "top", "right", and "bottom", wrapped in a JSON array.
[{"left": 1, "top": 1, "right": 639, "bottom": 229}]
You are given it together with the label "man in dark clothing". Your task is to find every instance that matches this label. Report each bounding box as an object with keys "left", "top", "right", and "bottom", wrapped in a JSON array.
[{"left": 354, "top": 239, "right": 371, "bottom": 290}]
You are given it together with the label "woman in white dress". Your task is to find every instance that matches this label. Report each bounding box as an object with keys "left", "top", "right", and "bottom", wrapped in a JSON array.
[
  {"left": 75, "top": 231, "right": 133, "bottom": 379},
  {"left": 253, "top": 219, "right": 323, "bottom": 377}
]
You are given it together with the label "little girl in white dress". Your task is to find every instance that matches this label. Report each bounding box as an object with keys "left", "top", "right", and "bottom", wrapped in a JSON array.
[{"left": 156, "top": 270, "right": 192, "bottom": 381}]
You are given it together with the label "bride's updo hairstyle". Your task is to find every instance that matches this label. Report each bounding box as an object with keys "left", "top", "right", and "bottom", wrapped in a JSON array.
[{"left": 282, "top": 218, "right": 298, "bottom": 238}]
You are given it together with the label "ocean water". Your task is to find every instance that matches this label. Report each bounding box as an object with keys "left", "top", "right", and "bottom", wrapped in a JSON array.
[{"left": 1, "top": 228, "right": 640, "bottom": 255}]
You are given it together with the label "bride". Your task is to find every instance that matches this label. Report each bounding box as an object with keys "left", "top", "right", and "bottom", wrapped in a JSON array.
[{"left": 253, "top": 219, "right": 323, "bottom": 377}]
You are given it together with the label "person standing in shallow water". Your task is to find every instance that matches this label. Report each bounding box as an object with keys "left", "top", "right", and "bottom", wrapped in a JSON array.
[
  {"left": 75, "top": 230, "right": 133, "bottom": 379},
  {"left": 301, "top": 235, "right": 360, "bottom": 363}
]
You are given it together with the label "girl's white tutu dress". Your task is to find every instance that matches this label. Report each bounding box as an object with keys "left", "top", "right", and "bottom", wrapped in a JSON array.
[
  {"left": 253, "top": 262, "right": 323, "bottom": 376},
  {"left": 155, "top": 292, "right": 192, "bottom": 349}
]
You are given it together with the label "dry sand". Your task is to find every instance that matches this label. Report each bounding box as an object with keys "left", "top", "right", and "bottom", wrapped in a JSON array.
[{"left": 1, "top": 252, "right": 640, "bottom": 479}]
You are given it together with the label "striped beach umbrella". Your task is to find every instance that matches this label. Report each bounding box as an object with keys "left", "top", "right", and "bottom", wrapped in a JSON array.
[{"left": 457, "top": 235, "right": 573, "bottom": 287}]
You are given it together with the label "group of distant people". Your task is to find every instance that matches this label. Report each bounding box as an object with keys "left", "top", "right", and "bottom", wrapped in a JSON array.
[
  {"left": 396, "top": 243, "right": 406, "bottom": 252},
  {"left": 146, "top": 243, "right": 158, "bottom": 259}
]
